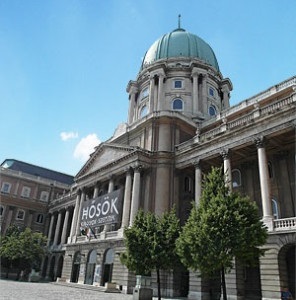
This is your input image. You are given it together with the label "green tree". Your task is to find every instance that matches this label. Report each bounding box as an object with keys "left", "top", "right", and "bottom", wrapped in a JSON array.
[
  {"left": 176, "top": 166, "right": 268, "bottom": 300},
  {"left": 0, "top": 225, "right": 47, "bottom": 279},
  {"left": 121, "top": 208, "right": 181, "bottom": 300}
]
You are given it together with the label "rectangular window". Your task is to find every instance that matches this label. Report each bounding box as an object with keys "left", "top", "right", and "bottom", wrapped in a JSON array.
[
  {"left": 209, "top": 87, "right": 215, "bottom": 97},
  {"left": 174, "top": 80, "right": 182, "bottom": 89},
  {"left": 21, "top": 186, "right": 31, "bottom": 198},
  {"left": 140, "top": 87, "right": 149, "bottom": 100},
  {"left": 36, "top": 214, "right": 44, "bottom": 224},
  {"left": 40, "top": 191, "right": 49, "bottom": 202},
  {"left": 16, "top": 209, "right": 25, "bottom": 220},
  {"left": 1, "top": 182, "right": 12, "bottom": 194}
]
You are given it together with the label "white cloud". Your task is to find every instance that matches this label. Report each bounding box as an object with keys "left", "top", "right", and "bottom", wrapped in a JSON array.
[
  {"left": 60, "top": 131, "right": 78, "bottom": 141},
  {"left": 73, "top": 133, "right": 101, "bottom": 161}
]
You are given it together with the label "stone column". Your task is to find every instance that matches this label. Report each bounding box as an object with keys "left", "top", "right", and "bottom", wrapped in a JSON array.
[
  {"left": 121, "top": 169, "right": 132, "bottom": 228},
  {"left": 157, "top": 74, "right": 164, "bottom": 111},
  {"left": 104, "top": 177, "right": 114, "bottom": 232},
  {"left": 194, "top": 160, "right": 202, "bottom": 205},
  {"left": 255, "top": 137, "right": 273, "bottom": 230},
  {"left": 47, "top": 214, "right": 55, "bottom": 246},
  {"left": 61, "top": 208, "right": 70, "bottom": 245},
  {"left": 69, "top": 191, "right": 81, "bottom": 239},
  {"left": 53, "top": 210, "right": 62, "bottom": 245},
  {"left": 75, "top": 189, "right": 86, "bottom": 236},
  {"left": 149, "top": 76, "right": 155, "bottom": 113},
  {"left": 93, "top": 183, "right": 100, "bottom": 198},
  {"left": 192, "top": 72, "right": 199, "bottom": 114},
  {"left": 221, "top": 149, "right": 232, "bottom": 191},
  {"left": 129, "top": 165, "right": 142, "bottom": 226}
]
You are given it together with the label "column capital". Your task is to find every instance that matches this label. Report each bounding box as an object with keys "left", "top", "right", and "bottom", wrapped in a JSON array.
[
  {"left": 192, "top": 159, "right": 201, "bottom": 168},
  {"left": 220, "top": 148, "right": 231, "bottom": 160},
  {"left": 132, "top": 163, "right": 142, "bottom": 172},
  {"left": 254, "top": 136, "right": 265, "bottom": 149}
]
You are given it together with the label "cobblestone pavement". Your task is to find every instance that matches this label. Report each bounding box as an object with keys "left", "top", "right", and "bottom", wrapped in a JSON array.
[
  {"left": 0, "top": 280, "right": 134, "bottom": 300},
  {"left": 0, "top": 279, "right": 187, "bottom": 300}
]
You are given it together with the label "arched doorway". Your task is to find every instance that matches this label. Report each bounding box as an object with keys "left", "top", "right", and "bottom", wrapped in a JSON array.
[
  {"left": 279, "top": 244, "right": 296, "bottom": 299},
  {"left": 84, "top": 250, "right": 97, "bottom": 285},
  {"left": 56, "top": 256, "right": 64, "bottom": 279},
  {"left": 49, "top": 256, "right": 55, "bottom": 281},
  {"left": 71, "top": 252, "right": 81, "bottom": 283},
  {"left": 41, "top": 256, "right": 48, "bottom": 278},
  {"left": 101, "top": 248, "right": 114, "bottom": 286}
]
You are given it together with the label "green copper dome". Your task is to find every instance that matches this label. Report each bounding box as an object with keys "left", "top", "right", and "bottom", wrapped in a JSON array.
[{"left": 142, "top": 28, "right": 219, "bottom": 71}]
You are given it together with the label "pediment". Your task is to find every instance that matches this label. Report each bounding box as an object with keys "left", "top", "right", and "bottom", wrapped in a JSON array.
[{"left": 76, "top": 143, "right": 136, "bottom": 178}]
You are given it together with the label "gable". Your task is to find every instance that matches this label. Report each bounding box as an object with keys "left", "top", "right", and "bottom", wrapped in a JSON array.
[{"left": 76, "top": 144, "right": 135, "bottom": 178}]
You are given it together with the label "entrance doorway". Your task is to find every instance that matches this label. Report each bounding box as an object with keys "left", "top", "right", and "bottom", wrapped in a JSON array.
[
  {"left": 84, "top": 250, "right": 97, "bottom": 285},
  {"left": 71, "top": 252, "right": 81, "bottom": 283},
  {"left": 49, "top": 256, "right": 55, "bottom": 281},
  {"left": 101, "top": 248, "right": 114, "bottom": 286},
  {"left": 56, "top": 256, "right": 64, "bottom": 279}
]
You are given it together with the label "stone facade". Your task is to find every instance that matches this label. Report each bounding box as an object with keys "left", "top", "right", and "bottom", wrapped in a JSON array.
[{"left": 4, "top": 26, "right": 296, "bottom": 299}]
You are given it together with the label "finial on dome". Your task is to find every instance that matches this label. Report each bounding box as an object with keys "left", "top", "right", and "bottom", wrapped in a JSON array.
[{"left": 178, "top": 14, "right": 181, "bottom": 29}]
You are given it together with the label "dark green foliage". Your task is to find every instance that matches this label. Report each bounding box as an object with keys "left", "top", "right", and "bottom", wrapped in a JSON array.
[
  {"left": 0, "top": 225, "right": 47, "bottom": 277},
  {"left": 176, "top": 166, "right": 268, "bottom": 299},
  {"left": 121, "top": 208, "right": 181, "bottom": 299}
]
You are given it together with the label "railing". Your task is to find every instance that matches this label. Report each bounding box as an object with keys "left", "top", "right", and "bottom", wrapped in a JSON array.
[{"left": 274, "top": 217, "right": 296, "bottom": 232}]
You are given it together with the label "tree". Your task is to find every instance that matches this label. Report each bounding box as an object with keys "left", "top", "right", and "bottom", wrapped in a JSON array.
[
  {"left": 121, "top": 208, "right": 181, "bottom": 300},
  {"left": 176, "top": 166, "right": 268, "bottom": 300},
  {"left": 0, "top": 225, "right": 47, "bottom": 279}
]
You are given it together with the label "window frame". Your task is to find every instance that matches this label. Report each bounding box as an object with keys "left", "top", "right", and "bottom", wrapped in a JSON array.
[
  {"left": 232, "top": 169, "right": 242, "bottom": 188},
  {"left": 1, "top": 182, "right": 12, "bottom": 194},
  {"left": 21, "top": 186, "right": 31, "bottom": 198},
  {"left": 271, "top": 198, "right": 279, "bottom": 219},
  {"left": 40, "top": 191, "right": 49, "bottom": 202},
  {"left": 172, "top": 98, "right": 183, "bottom": 111},
  {"left": 140, "top": 105, "right": 148, "bottom": 118},
  {"left": 208, "top": 105, "right": 217, "bottom": 116},
  {"left": 16, "top": 209, "right": 25, "bottom": 220},
  {"left": 36, "top": 213, "right": 44, "bottom": 224},
  {"left": 140, "top": 87, "right": 149, "bottom": 101},
  {"left": 209, "top": 86, "right": 215, "bottom": 97},
  {"left": 173, "top": 80, "right": 183, "bottom": 89}
]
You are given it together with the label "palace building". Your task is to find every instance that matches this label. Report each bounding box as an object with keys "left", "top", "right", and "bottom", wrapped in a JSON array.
[{"left": 2, "top": 24, "right": 295, "bottom": 299}]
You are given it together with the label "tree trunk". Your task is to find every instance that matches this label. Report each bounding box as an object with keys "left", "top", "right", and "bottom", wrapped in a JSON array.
[
  {"left": 221, "top": 266, "right": 227, "bottom": 300},
  {"left": 156, "top": 268, "right": 161, "bottom": 300}
]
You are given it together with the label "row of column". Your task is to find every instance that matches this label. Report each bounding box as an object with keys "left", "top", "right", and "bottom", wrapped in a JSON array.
[
  {"left": 47, "top": 207, "right": 72, "bottom": 247},
  {"left": 68, "top": 165, "right": 143, "bottom": 241},
  {"left": 194, "top": 136, "right": 273, "bottom": 230}
]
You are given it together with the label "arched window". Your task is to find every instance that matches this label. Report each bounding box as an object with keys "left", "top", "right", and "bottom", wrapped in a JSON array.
[
  {"left": 184, "top": 176, "right": 193, "bottom": 193},
  {"left": 268, "top": 161, "right": 273, "bottom": 178},
  {"left": 272, "top": 198, "right": 279, "bottom": 219},
  {"left": 232, "top": 169, "right": 241, "bottom": 187},
  {"left": 208, "top": 105, "right": 217, "bottom": 116},
  {"left": 140, "top": 105, "right": 148, "bottom": 118},
  {"left": 172, "top": 98, "right": 183, "bottom": 110}
]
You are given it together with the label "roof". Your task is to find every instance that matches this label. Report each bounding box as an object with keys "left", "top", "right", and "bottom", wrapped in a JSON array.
[
  {"left": 1, "top": 159, "right": 74, "bottom": 185},
  {"left": 142, "top": 28, "right": 219, "bottom": 71}
]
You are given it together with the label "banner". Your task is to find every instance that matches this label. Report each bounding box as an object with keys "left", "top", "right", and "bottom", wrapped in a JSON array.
[{"left": 80, "top": 189, "right": 123, "bottom": 227}]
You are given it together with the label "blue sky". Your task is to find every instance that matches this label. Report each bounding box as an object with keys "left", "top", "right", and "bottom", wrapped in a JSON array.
[{"left": 1, "top": 0, "right": 295, "bottom": 176}]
